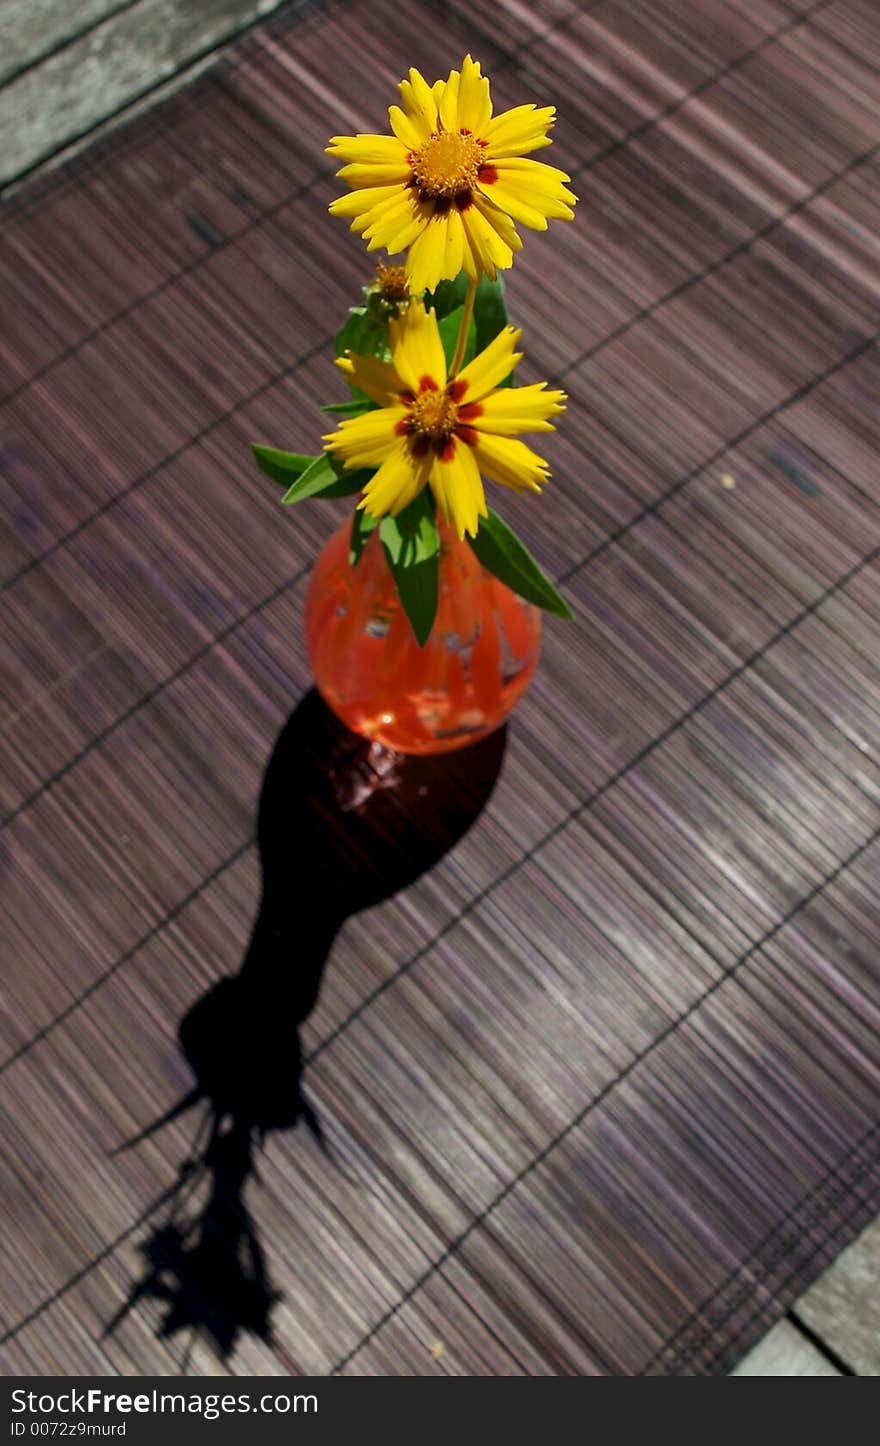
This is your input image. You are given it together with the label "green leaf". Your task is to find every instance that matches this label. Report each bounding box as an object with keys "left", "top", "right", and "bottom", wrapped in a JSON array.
[
  {"left": 281, "top": 452, "right": 370, "bottom": 504},
  {"left": 251, "top": 445, "right": 317, "bottom": 488},
  {"left": 430, "top": 276, "right": 515, "bottom": 383},
  {"left": 379, "top": 492, "right": 439, "bottom": 646},
  {"left": 349, "top": 507, "right": 378, "bottom": 567},
  {"left": 334, "top": 305, "right": 390, "bottom": 361},
  {"left": 427, "top": 273, "right": 470, "bottom": 319},
  {"left": 473, "top": 276, "right": 508, "bottom": 354},
  {"left": 334, "top": 307, "right": 389, "bottom": 410},
  {"left": 320, "top": 398, "right": 373, "bottom": 416},
  {"left": 474, "top": 276, "right": 515, "bottom": 385},
  {"left": 438, "top": 303, "right": 476, "bottom": 372},
  {"left": 253, "top": 445, "right": 370, "bottom": 502},
  {"left": 468, "top": 510, "right": 573, "bottom": 619}
]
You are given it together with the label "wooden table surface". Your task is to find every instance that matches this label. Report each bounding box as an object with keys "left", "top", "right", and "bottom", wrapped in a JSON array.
[{"left": 1, "top": 0, "right": 879, "bottom": 1376}]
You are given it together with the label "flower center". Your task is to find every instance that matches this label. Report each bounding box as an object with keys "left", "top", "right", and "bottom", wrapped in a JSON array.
[
  {"left": 375, "top": 263, "right": 409, "bottom": 302},
  {"left": 408, "top": 383, "right": 459, "bottom": 442},
  {"left": 410, "top": 130, "right": 482, "bottom": 201}
]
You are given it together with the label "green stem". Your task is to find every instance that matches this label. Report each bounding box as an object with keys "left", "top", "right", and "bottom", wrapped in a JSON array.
[{"left": 448, "top": 277, "right": 477, "bottom": 378}]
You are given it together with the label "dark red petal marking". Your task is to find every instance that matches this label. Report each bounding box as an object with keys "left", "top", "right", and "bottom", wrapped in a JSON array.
[
  {"left": 394, "top": 417, "right": 411, "bottom": 436},
  {"left": 448, "top": 379, "right": 468, "bottom": 402},
  {"left": 439, "top": 437, "right": 457, "bottom": 462},
  {"left": 478, "top": 164, "right": 498, "bottom": 184},
  {"left": 460, "top": 127, "right": 471, "bottom": 136},
  {"left": 399, "top": 390, "right": 415, "bottom": 404},
  {"left": 455, "top": 425, "right": 479, "bottom": 447},
  {"left": 457, "top": 402, "right": 483, "bottom": 420},
  {"left": 410, "top": 435, "right": 432, "bottom": 458},
  {"left": 433, "top": 190, "right": 474, "bottom": 213},
  {"left": 418, "top": 375, "right": 439, "bottom": 392}
]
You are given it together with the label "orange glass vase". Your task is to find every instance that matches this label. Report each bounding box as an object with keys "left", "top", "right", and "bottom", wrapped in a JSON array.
[{"left": 304, "top": 519, "right": 541, "bottom": 754}]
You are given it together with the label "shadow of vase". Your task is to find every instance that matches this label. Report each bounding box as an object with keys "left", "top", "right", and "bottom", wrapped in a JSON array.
[{"left": 108, "top": 687, "right": 506, "bottom": 1364}]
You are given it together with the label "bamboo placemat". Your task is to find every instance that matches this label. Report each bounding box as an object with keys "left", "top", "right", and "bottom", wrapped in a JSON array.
[{"left": 1, "top": 0, "right": 879, "bottom": 1376}]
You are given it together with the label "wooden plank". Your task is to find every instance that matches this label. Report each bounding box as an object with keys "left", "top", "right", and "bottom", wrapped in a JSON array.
[
  {"left": 338, "top": 845, "right": 880, "bottom": 1375},
  {"left": 1, "top": 0, "right": 880, "bottom": 1379}
]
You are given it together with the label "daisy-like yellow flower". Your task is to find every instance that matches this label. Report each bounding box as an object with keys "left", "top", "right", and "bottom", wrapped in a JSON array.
[
  {"left": 323, "top": 300, "right": 566, "bottom": 540},
  {"left": 327, "top": 55, "right": 577, "bottom": 293}
]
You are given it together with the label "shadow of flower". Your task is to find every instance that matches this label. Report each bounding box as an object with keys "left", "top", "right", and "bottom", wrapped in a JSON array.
[{"left": 108, "top": 688, "right": 505, "bottom": 1363}]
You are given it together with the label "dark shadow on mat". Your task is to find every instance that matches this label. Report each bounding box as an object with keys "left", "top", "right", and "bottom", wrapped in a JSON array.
[{"left": 107, "top": 687, "right": 505, "bottom": 1364}]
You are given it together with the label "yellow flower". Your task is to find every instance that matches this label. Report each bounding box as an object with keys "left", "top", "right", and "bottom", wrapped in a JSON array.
[
  {"left": 327, "top": 55, "right": 577, "bottom": 293},
  {"left": 323, "top": 300, "right": 565, "bottom": 540}
]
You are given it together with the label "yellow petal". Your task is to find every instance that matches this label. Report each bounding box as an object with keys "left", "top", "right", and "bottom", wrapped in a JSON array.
[
  {"left": 323, "top": 407, "right": 407, "bottom": 468},
  {"left": 388, "top": 104, "right": 425, "bottom": 150},
  {"left": 336, "top": 354, "right": 408, "bottom": 407},
  {"left": 483, "top": 103, "right": 556, "bottom": 158},
  {"left": 471, "top": 431, "right": 550, "bottom": 494},
  {"left": 457, "top": 55, "right": 492, "bottom": 133},
  {"left": 459, "top": 221, "right": 479, "bottom": 282},
  {"left": 328, "top": 183, "right": 403, "bottom": 220},
  {"left": 470, "top": 193, "right": 523, "bottom": 254},
  {"left": 444, "top": 208, "right": 466, "bottom": 280},
  {"left": 388, "top": 452, "right": 433, "bottom": 515},
  {"left": 404, "top": 211, "right": 458, "bottom": 294},
  {"left": 470, "top": 383, "right": 566, "bottom": 435},
  {"left": 326, "top": 134, "right": 409, "bottom": 166},
  {"left": 403, "top": 208, "right": 465, "bottom": 290},
  {"left": 457, "top": 325, "right": 523, "bottom": 400},
  {"left": 460, "top": 205, "right": 514, "bottom": 280},
  {"left": 437, "top": 55, "right": 492, "bottom": 134},
  {"left": 438, "top": 65, "right": 461, "bottom": 132},
  {"left": 360, "top": 441, "right": 430, "bottom": 518},
  {"left": 365, "top": 218, "right": 427, "bottom": 255},
  {"left": 428, "top": 453, "right": 452, "bottom": 527},
  {"left": 494, "top": 157, "right": 577, "bottom": 214},
  {"left": 430, "top": 439, "right": 487, "bottom": 539},
  {"left": 336, "top": 161, "right": 412, "bottom": 188},
  {"left": 398, "top": 67, "right": 439, "bottom": 136},
  {"left": 389, "top": 299, "right": 447, "bottom": 389},
  {"left": 358, "top": 184, "right": 419, "bottom": 225},
  {"left": 475, "top": 176, "right": 549, "bottom": 230},
  {"left": 362, "top": 189, "right": 431, "bottom": 254}
]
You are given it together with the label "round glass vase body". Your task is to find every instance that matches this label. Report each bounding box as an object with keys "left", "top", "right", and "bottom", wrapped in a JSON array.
[{"left": 304, "top": 519, "right": 541, "bottom": 754}]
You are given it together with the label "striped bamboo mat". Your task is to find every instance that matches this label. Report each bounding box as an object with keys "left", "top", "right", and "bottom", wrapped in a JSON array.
[{"left": 1, "top": 0, "right": 879, "bottom": 1377}]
